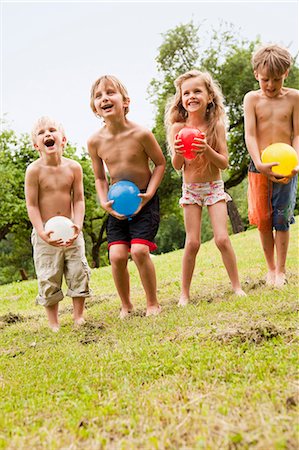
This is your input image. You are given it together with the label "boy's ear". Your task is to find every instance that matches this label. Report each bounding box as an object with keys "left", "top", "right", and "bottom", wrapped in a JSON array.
[{"left": 254, "top": 70, "right": 259, "bottom": 81}]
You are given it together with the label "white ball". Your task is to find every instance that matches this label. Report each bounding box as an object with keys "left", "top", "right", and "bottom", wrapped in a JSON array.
[{"left": 44, "top": 216, "right": 74, "bottom": 242}]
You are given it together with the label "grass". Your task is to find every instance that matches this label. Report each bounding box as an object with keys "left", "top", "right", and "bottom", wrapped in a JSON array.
[{"left": 0, "top": 223, "right": 298, "bottom": 450}]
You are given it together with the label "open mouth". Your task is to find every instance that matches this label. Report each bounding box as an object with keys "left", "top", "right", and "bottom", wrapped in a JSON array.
[
  {"left": 102, "top": 104, "right": 113, "bottom": 111},
  {"left": 44, "top": 138, "right": 55, "bottom": 147}
]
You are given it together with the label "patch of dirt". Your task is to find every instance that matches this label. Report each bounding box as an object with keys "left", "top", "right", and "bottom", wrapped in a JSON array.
[
  {"left": 78, "top": 321, "right": 106, "bottom": 345},
  {"left": 286, "top": 392, "right": 299, "bottom": 409},
  {"left": 0, "top": 312, "right": 24, "bottom": 324},
  {"left": 80, "top": 336, "right": 100, "bottom": 345},
  {"left": 243, "top": 277, "right": 265, "bottom": 290},
  {"left": 215, "top": 322, "right": 293, "bottom": 344},
  {"left": 80, "top": 321, "right": 106, "bottom": 331}
]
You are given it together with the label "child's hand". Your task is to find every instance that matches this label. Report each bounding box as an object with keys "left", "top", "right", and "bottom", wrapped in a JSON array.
[
  {"left": 270, "top": 164, "right": 299, "bottom": 184},
  {"left": 64, "top": 224, "right": 80, "bottom": 247},
  {"left": 191, "top": 133, "right": 208, "bottom": 156},
  {"left": 290, "top": 165, "right": 299, "bottom": 178},
  {"left": 132, "top": 192, "right": 150, "bottom": 215},
  {"left": 40, "top": 230, "right": 65, "bottom": 247},
  {"left": 102, "top": 199, "right": 126, "bottom": 220},
  {"left": 174, "top": 135, "right": 185, "bottom": 156},
  {"left": 269, "top": 175, "right": 290, "bottom": 184},
  {"left": 256, "top": 161, "right": 279, "bottom": 177}
]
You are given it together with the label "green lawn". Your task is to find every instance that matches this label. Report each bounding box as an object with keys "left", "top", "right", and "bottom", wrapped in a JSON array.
[{"left": 0, "top": 223, "right": 298, "bottom": 450}]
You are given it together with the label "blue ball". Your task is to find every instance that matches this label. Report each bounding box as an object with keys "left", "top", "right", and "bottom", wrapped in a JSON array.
[{"left": 108, "top": 180, "right": 141, "bottom": 217}]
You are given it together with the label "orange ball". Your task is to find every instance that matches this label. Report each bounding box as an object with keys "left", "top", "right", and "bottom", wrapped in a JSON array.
[{"left": 261, "top": 143, "right": 298, "bottom": 176}]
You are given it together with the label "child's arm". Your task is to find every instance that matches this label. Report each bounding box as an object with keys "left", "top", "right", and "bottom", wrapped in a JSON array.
[
  {"left": 25, "top": 165, "right": 62, "bottom": 246},
  {"left": 291, "top": 90, "right": 299, "bottom": 176},
  {"left": 87, "top": 137, "right": 123, "bottom": 219},
  {"left": 138, "top": 130, "right": 166, "bottom": 206},
  {"left": 169, "top": 123, "right": 185, "bottom": 170},
  {"left": 243, "top": 92, "right": 278, "bottom": 176},
  {"left": 65, "top": 161, "right": 85, "bottom": 246},
  {"left": 192, "top": 123, "right": 228, "bottom": 169}
]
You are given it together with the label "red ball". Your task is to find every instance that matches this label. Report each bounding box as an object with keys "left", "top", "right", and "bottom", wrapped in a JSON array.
[{"left": 177, "top": 127, "right": 205, "bottom": 159}]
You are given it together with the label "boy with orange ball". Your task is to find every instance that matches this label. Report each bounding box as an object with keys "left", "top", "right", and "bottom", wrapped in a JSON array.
[{"left": 243, "top": 44, "right": 299, "bottom": 288}]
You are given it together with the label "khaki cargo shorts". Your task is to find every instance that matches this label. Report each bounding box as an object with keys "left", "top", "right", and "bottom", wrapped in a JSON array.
[{"left": 31, "top": 229, "right": 91, "bottom": 307}]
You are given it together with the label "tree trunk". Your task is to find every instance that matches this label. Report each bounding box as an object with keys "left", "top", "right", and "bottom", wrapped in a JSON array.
[
  {"left": 227, "top": 198, "right": 245, "bottom": 234},
  {"left": 92, "top": 245, "right": 100, "bottom": 268},
  {"left": 90, "top": 215, "right": 108, "bottom": 268},
  {"left": 19, "top": 268, "right": 28, "bottom": 280}
]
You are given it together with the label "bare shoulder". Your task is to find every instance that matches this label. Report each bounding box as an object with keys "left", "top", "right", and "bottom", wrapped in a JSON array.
[
  {"left": 25, "top": 158, "right": 41, "bottom": 175},
  {"left": 285, "top": 87, "right": 299, "bottom": 100},
  {"left": 87, "top": 128, "right": 105, "bottom": 152},
  {"left": 171, "top": 122, "right": 185, "bottom": 134},
  {"left": 127, "top": 122, "right": 158, "bottom": 149},
  {"left": 215, "top": 120, "right": 226, "bottom": 136},
  {"left": 63, "top": 157, "right": 82, "bottom": 172},
  {"left": 129, "top": 121, "right": 151, "bottom": 138},
  {"left": 243, "top": 90, "right": 259, "bottom": 104},
  {"left": 166, "top": 122, "right": 185, "bottom": 142}
]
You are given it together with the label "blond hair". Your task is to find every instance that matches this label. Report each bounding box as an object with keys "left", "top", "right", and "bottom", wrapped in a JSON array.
[
  {"left": 31, "top": 116, "right": 66, "bottom": 146},
  {"left": 165, "top": 70, "right": 226, "bottom": 152},
  {"left": 90, "top": 75, "right": 130, "bottom": 117},
  {"left": 252, "top": 44, "right": 292, "bottom": 77}
]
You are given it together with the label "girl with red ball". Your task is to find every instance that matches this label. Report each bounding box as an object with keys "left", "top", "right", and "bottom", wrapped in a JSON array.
[{"left": 165, "top": 70, "right": 246, "bottom": 305}]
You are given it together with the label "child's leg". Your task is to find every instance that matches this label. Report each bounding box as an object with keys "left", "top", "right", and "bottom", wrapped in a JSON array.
[
  {"left": 258, "top": 230, "right": 276, "bottom": 285},
  {"left": 208, "top": 201, "right": 246, "bottom": 296},
  {"left": 109, "top": 244, "right": 133, "bottom": 317},
  {"left": 270, "top": 175, "right": 297, "bottom": 287},
  {"left": 274, "top": 230, "right": 289, "bottom": 287},
  {"left": 180, "top": 204, "right": 202, "bottom": 305},
  {"left": 130, "top": 243, "right": 161, "bottom": 316},
  {"left": 45, "top": 303, "right": 60, "bottom": 332},
  {"left": 73, "top": 297, "right": 85, "bottom": 325}
]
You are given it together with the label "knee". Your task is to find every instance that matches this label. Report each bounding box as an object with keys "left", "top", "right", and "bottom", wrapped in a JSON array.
[
  {"left": 214, "top": 234, "right": 230, "bottom": 251},
  {"left": 185, "top": 238, "right": 201, "bottom": 254},
  {"left": 131, "top": 246, "right": 149, "bottom": 264},
  {"left": 109, "top": 251, "right": 128, "bottom": 267}
]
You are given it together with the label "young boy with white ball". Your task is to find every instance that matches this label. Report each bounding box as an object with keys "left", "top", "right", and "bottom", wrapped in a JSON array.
[{"left": 25, "top": 116, "right": 91, "bottom": 331}]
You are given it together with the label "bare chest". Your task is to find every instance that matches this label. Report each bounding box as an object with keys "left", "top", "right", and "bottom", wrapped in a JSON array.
[
  {"left": 255, "top": 98, "right": 292, "bottom": 126},
  {"left": 38, "top": 167, "right": 74, "bottom": 193},
  {"left": 99, "top": 135, "right": 146, "bottom": 167}
]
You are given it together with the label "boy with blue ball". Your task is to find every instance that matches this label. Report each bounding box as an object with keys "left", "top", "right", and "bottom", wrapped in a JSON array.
[{"left": 88, "top": 75, "right": 165, "bottom": 318}]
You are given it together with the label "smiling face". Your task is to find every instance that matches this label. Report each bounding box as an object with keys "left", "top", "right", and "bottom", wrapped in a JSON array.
[
  {"left": 180, "top": 76, "right": 211, "bottom": 114},
  {"left": 254, "top": 67, "right": 288, "bottom": 98},
  {"left": 92, "top": 79, "right": 130, "bottom": 119},
  {"left": 32, "top": 118, "right": 66, "bottom": 155}
]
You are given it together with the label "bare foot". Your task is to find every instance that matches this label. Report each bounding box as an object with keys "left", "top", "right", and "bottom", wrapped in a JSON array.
[
  {"left": 119, "top": 307, "right": 134, "bottom": 319},
  {"left": 178, "top": 296, "right": 189, "bottom": 306},
  {"left": 74, "top": 317, "right": 85, "bottom": 326},
  {"left": 50, "top": 324, "right": 60, "bottom": 332},
  {"left": 146, "top": 304, "right": 161, "bottom": 317},
  {"left": 265, "top": 271, "right": 276, "bottom": 286},
  {"left": 233, "top": 288, "right": 247, "bottom": 297},
  {"left": 274, "top": 272, "right": 287, "bottom": 288}
]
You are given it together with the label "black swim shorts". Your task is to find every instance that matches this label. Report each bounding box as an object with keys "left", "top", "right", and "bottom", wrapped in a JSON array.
[{"left": 107, "top": 192, "right": 160, "bottom": 251}]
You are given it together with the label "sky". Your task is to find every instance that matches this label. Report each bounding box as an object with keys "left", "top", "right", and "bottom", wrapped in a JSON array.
[{"left": 1, "top": 1, "right": 298, "bottom": 151}]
